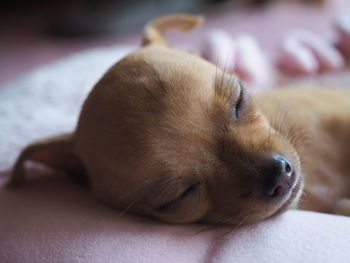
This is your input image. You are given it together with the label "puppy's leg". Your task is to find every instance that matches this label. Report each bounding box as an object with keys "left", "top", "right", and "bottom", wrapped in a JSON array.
[
  {"left": 7, "top": 133, "right": 86, "bottom": 188},
  {"left": 334, "top": 198, "right": 350, "bottom": 216}
]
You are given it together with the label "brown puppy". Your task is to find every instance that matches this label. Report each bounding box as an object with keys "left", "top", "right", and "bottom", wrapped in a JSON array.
[{"left": 7, "top": 15, "right": 350, "bottom": 225}]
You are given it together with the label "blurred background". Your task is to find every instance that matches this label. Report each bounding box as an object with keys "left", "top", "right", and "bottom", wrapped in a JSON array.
[{"left": 1, "top": 0, "right": 349, "bottom": 85}]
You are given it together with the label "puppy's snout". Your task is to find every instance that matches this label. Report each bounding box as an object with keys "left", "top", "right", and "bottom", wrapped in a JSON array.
[{"left": 261, "top": 155, "right": 295, "bottom": 199}]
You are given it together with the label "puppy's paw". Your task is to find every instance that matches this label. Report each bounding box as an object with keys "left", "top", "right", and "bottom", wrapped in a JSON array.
[
  {"left": 334, "top": 198, "right": 350, "bottom": 216},
  {"left": 6, "top": 133, "right": 85, "bottom": 188}
]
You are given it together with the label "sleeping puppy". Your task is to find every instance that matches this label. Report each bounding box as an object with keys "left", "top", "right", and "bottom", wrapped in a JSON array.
[{"left": 7, "top": 14, "right": 350, "bottom": 225}]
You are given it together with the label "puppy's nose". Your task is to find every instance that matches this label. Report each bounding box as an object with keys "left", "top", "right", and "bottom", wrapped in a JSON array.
[{"left": 262, "top": 155, "right": 294, "bottom": 199}]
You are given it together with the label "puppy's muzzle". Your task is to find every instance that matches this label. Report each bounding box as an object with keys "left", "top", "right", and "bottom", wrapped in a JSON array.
[{"left": 260, "top": 155, "right": 295, "bottom": 199}]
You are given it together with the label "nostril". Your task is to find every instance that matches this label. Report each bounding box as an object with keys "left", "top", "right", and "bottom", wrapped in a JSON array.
[
  {"left": 284, "top": 160, "right": 293, "bottom": 176},
  {"left": 270, "top": 185, "right": 285, "bottom": 198},
  {"left": 273, "top": 155, "right": 294, "bottom": 177}
]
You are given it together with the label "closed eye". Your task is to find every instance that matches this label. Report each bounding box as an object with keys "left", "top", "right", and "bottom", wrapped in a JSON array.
[
  {"left": 180, "top": 181, "right": 201, "bottom": 198},
  {"left": 155, "top": 181, "right": 201, "bottom": 212},
  {"left": 232, "top": 81, "right": 245, "bottom": 120}
]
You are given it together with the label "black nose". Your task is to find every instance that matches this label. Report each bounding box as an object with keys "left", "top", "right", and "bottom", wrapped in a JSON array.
[{"left": 261, "top": 155, "right": 294, "bottom": 199}]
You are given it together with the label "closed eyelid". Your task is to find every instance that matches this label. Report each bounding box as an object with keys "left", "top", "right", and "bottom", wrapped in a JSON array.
[{"left": 154, "top": 180, "right": 202, "bottom": 212}]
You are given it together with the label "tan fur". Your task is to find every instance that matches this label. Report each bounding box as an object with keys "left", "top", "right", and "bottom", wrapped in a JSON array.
[
  {"left": 7, "top": 14, "right": 350, "bottom": 225},
  {"left": 142, "top": 14, "right": 203, "bottom": 46},
  {"left": 256, "top": 88, "right": 350, "bottom": 214}
]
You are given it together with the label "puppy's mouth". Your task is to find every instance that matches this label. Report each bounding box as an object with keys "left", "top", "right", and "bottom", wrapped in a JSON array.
[{"left": 270, "top": 173, "right": 303, "bottom": 218}]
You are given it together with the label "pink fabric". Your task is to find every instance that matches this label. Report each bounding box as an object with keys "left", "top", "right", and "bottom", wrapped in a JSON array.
[
  {"left": 334, "top": 11, "right": 350, "bottom": 58},
  {"left": 277, "top": 30, "right": 345, "bottom": 75},
  {"left": 201, "top": 31, "right": 274, "bottom": 91},
  {"left": 199, "top": 10, "right": 350, "bottom": 89},
  {"left": 1, "top": 171, "right": 350, "bottom": 263}
]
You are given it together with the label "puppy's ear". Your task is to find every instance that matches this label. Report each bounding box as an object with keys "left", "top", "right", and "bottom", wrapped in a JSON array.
[
  {"left": 142, "top": 14, "right": 204, "bottom": 46},
  {"left": 7, "top": 133, "right": 87, "bottom": 188}
]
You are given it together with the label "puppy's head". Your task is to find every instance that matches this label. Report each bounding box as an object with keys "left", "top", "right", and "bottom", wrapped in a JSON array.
[
  {"left": 73, "top": 14, "right": 303, "bottom": 225},
  {"left": 11, "top": 15, "right": 303, "bottom": 225}
]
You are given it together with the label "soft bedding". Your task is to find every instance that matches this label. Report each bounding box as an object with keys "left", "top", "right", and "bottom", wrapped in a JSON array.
[{"left": 1, "top": 45, "right": 350, "bottom": 263}]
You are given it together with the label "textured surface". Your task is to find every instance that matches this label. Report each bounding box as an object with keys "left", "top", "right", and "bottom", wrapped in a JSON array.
[
  {"left": 0, "top": 46, "right": 132, "bottom": 171},
  {"left": 1, "top": 172, "right": 350, "bottom": 263}
]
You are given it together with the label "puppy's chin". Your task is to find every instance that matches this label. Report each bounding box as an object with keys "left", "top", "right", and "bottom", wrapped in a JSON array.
[
  {"left": 269, "top": 174, "right": 304, "bottom": 218},
  {"left": 236, "top": 174, "right": 304, "bottom": 226}
]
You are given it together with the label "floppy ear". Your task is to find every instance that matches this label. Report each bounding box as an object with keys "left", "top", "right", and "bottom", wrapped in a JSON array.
[
  {"left": 142, "top": 14, "right": 204, "bottom": 46},
  {"left": 7, "top": 133, "right": 87, "bottom": 188}
]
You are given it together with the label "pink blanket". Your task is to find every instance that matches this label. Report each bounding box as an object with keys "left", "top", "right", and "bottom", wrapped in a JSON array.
[
  {"left": 1, "top": 171, "right": 350, "bottom": 263},
  {"left": 1, "top": 45, "right": 350, "bottom": 263}
]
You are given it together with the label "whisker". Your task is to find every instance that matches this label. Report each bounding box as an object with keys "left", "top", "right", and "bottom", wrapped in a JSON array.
[
  {"left": 116, "top": 175, "right": 171, "bottom": 202},
  {"left": 267, "top": 120, "right": 273, "bottom": 147},
  {"left": 118, "top": 191, "right": 149, "bottom": 217},
  {"left": 214, "top": 213, "right": 250, "bottom": 239},
  {"left": 270, "top": 97, "right": 284, "bottom": 133},
  {"left": 116, "top": 174, "right": 178, "bottom": 217},
  {"left": 191, "top": 212, "right": 238, "bottom": 235},
  {"left": 214, "top": 54, "right": 220, "bottom": 89},
  {"left": 217, "top": 54, "right": 230, "bottom": 97},
  {"left": 192, "top": 222, "right": 224, "bottom": 235}
]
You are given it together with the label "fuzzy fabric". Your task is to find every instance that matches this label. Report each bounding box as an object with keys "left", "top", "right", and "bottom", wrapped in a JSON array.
[
  {"left": 201, "top": 30, "right": 274, "bottom": 91},
  {"left": 1, "top": 172, "right": 350, "bottom": 263},
  {"left": 1, "top": 45, "right": 350, "bottom": 263},
  {"left": 201, "top": 11, "right": 350, "bottom": 82},
  {"left": 0, "top": 46, "right": 133, "bottom": 171},
  {"left": 277, "top": 30, "right": 345, "bottom": 75}
]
